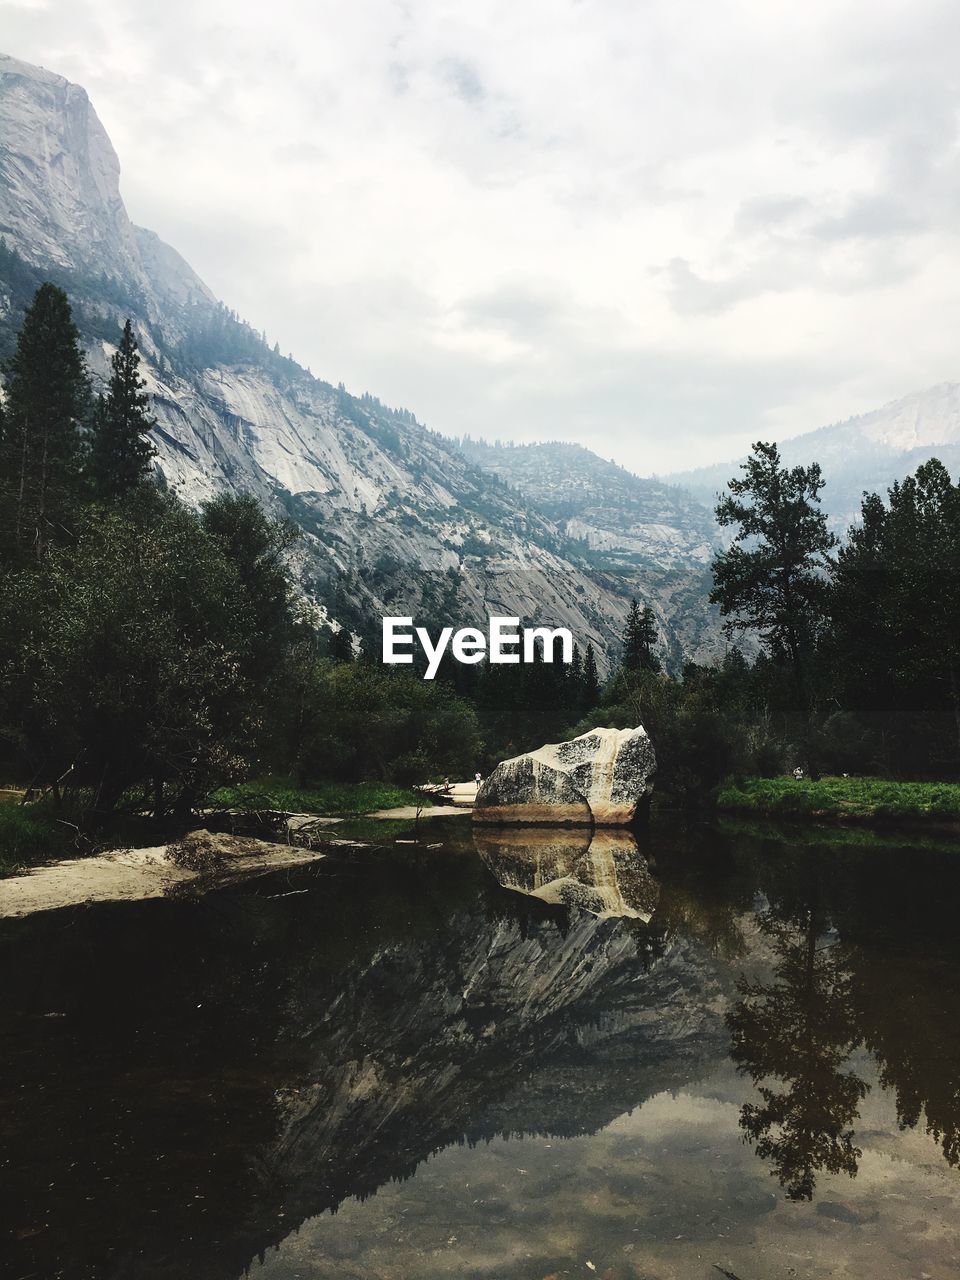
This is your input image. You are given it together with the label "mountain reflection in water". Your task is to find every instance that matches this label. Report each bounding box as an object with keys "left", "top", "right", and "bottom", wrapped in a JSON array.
[{"left": 3, "top": 819, "right": 960, "bottom": 1279}]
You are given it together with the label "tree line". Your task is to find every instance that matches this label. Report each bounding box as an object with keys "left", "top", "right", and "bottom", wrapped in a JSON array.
[{"left": 588, "top": 439, "right": 960, "bottom": 796}]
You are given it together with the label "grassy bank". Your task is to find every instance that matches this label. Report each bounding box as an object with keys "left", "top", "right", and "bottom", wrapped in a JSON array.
[
  {"left": 715, "top": 776, "right": 960, "bottom": 825},
  {"left": 209, "top": 778, "right": 432, "bottom": 818},
  {"left": 0, "top": 802, "right": 80, "bottom": 873}
]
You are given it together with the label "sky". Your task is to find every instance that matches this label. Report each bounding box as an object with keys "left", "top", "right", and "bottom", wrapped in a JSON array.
[{"left": 4, "top": 0, "right": 960, "bottom": 472}]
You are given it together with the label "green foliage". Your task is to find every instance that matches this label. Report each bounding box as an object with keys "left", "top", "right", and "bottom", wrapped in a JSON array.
[
  {"left": 711, "top": 442, "right": 836, "bottom": 773},
  {"left": 621, "top": 598, "right": 661, "bottom": 673},
  {"left": 711, "top": 441, "right": 837, "bottom": 654},
  {"left": 582, "top": 642, "right": 601, "bottom": 705},
  {"left": 826, "top": 458, "right": 960, "bottom": 774},
  {"left": 0, "top": 283, "right": 91, "bottom": 563},
  {"left": 87, "top": 319, "right": 156, "bottom": 500},
  {"left": 0, "top": 799, "right": 77, "bottom": 872},
  {"left": 583, "top": 656, "right": 778, "bottom": 804},
  {"left": 208, "top": 777, "right": 427, "bottom": 817},
  {"left": 715, "top": 775, "right": 960, "bottom": 823},
  {"left": 271, "top": 656, "right": 482, "bottom": 786},
  {"left": 199, "top": 492, "right": 300, "bottom": 685},
  {"left": 468, "top": 643, "right": 592, "bottom": 765},
  {"left": 0, "top": 488, "right": 298, "bottom": 816}
]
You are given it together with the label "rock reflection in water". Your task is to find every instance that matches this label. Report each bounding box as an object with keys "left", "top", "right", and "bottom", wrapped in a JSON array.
[{"left": 473, "top": 825, "right": 660, "bottom": 919}]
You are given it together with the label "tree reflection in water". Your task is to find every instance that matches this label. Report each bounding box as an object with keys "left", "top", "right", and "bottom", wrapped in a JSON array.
[{"left": 727, "top": 874, "right": 868, "bottom": 1200}]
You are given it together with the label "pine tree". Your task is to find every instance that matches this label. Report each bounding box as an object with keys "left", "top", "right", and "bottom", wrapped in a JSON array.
[
  {"left": 87, "top": 319, "right": 156, "bottom": 501},
  {"left": 639, "top": 606, "right": 662, "bottom": 673},
  {"left": 0, "top": 283, "right": 90, "bottom": 561},
  {"left": 711, "top": 441, "right": 837, "bottom": 776},
  {"left": 570, "top": 642, "right": 583, "bottom": 684},
  {"left": 568, "top": 642, "right": 584, "bottom": 718},
  {"left": 621, "top": 598, "right": 662, "bottom": 673},
  {"left": 329, "top": 626, "right": 354, "bottom": 663},
  {"left": 828, "top": 459, "right": 960, "bottom": 765},
  {"left": 583, "top": 643, "right": 601, "bottom": 707}
]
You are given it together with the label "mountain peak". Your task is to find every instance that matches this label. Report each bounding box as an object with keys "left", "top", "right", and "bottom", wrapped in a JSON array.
[
  {"left": 0, "top": 51, "right": 143, "bottom": 283},
  {"left": 0, "top": 52, "right": 72, "bottom": 91}
]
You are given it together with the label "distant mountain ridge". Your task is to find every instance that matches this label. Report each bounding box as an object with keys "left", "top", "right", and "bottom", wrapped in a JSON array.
[
  {"left": 0, "top": 52, "right": 732, "bottom": 672},
  {"left": 669, "top": 384, "right": 960, "bottom": 531}
]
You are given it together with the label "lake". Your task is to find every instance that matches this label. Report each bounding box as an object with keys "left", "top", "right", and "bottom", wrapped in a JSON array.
[{"left": 3, "top": 815, "right": 960, "bottom": 1279}]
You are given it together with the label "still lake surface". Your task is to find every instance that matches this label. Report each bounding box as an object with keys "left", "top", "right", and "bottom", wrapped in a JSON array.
[{"left": 3, "top": 815, "right": 960, "bottom": 1279}]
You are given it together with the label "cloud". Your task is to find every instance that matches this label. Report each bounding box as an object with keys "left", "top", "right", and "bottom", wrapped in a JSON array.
[
  {"left": 439, "top": 57, "right": 484, "bottom": 105},
  {"left": 4, "top": 0, "right": 960, "bottom": 473}
]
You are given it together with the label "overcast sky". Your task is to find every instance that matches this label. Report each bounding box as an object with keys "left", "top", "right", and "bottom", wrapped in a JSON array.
[{"left": 5, "top": 0, "right": 960, "bottom": 471}]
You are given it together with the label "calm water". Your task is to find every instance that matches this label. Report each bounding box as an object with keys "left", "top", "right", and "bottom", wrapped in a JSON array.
[{"left": 3, "top": 817, "right": 960, "bottom": 1279}]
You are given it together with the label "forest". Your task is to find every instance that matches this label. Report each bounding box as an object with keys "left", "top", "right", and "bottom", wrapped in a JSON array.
[{"left": 1, "top": 283, "right": 958, "bottom": 855}]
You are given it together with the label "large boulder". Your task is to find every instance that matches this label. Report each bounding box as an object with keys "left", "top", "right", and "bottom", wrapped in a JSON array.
[{"left": 473, "top": 725, "right": 656, "bottom": 826}]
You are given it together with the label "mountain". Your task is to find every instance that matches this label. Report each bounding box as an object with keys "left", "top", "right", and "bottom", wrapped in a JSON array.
[
  {"left": 0, "top": 52, "right": 732, "bottom": 673},
  {"left": 460, "top": 439, "right": 719, "bottom": 568},
  {"left": 671, "top": 384, "right": 960, "bottom": 533}
]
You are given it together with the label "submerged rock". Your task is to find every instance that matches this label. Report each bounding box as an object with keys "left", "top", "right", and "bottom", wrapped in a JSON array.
[
  {"left": 473, "top": 725, "right": 656, "bottom": 826},
  {"left": 474, "top": 826, "right": 660, "bottom": 920}
]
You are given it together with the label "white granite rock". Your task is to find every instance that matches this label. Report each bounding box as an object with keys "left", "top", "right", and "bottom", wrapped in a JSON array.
[{"left": 474, "top": 725, "right": 656, "bottom": 827}]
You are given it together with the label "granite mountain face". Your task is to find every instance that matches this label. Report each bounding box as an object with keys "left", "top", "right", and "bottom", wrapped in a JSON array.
[
  {"left": 0, "top": 51, "right": 732, "bottom": 672},
  {"left": 459, "top": 438, "right": 720, "bottom": 569}
]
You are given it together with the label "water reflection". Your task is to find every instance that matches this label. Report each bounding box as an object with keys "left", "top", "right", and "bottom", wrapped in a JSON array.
[
  {"left": 2, "top": 822, "right": 960, "bottom": 1278},
  {"left": 719, "top": 834, "right": 960, "bottom": 1200},
  {"left": 474, "top": 825, "right": 660, "bottom": 919},
  {"left": 0, "top": 838, "right": 726, "bottom": 1280},
  {"left": 727, "top": 876, "right": 867, "bottom": 1200}
]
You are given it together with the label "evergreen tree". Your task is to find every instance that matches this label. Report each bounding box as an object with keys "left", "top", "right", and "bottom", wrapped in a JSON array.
[
  {"left": 828, "top": 459, "right": 960, "bottom": 769},
  {"left": 568, "top": 643, "right": 584, "bottom": 718},
  {"left": 87, "top": 319, "right": 156, "bottom": 500},
  {"left": 583, "top": 643, "right": 601, "bottom": 708},
  {"left": 711, "top": 441, "right": 836, "bottom": 773},
  {"left": 621, "top": 598, "right": 662, "bottom": 673},
  {"left": 570, "top": 642, "right": 583, "bottom": 685},
  {"left": 0, "top": 283, "right": 90, "bottom": 561},
  {"left": 329, "top": 626, "right": 354, "bottom": 663}
]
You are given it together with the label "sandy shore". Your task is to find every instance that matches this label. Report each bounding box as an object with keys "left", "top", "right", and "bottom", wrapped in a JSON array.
[{"left": 0, "top": 831, "right": 328, "bottom": 919}]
